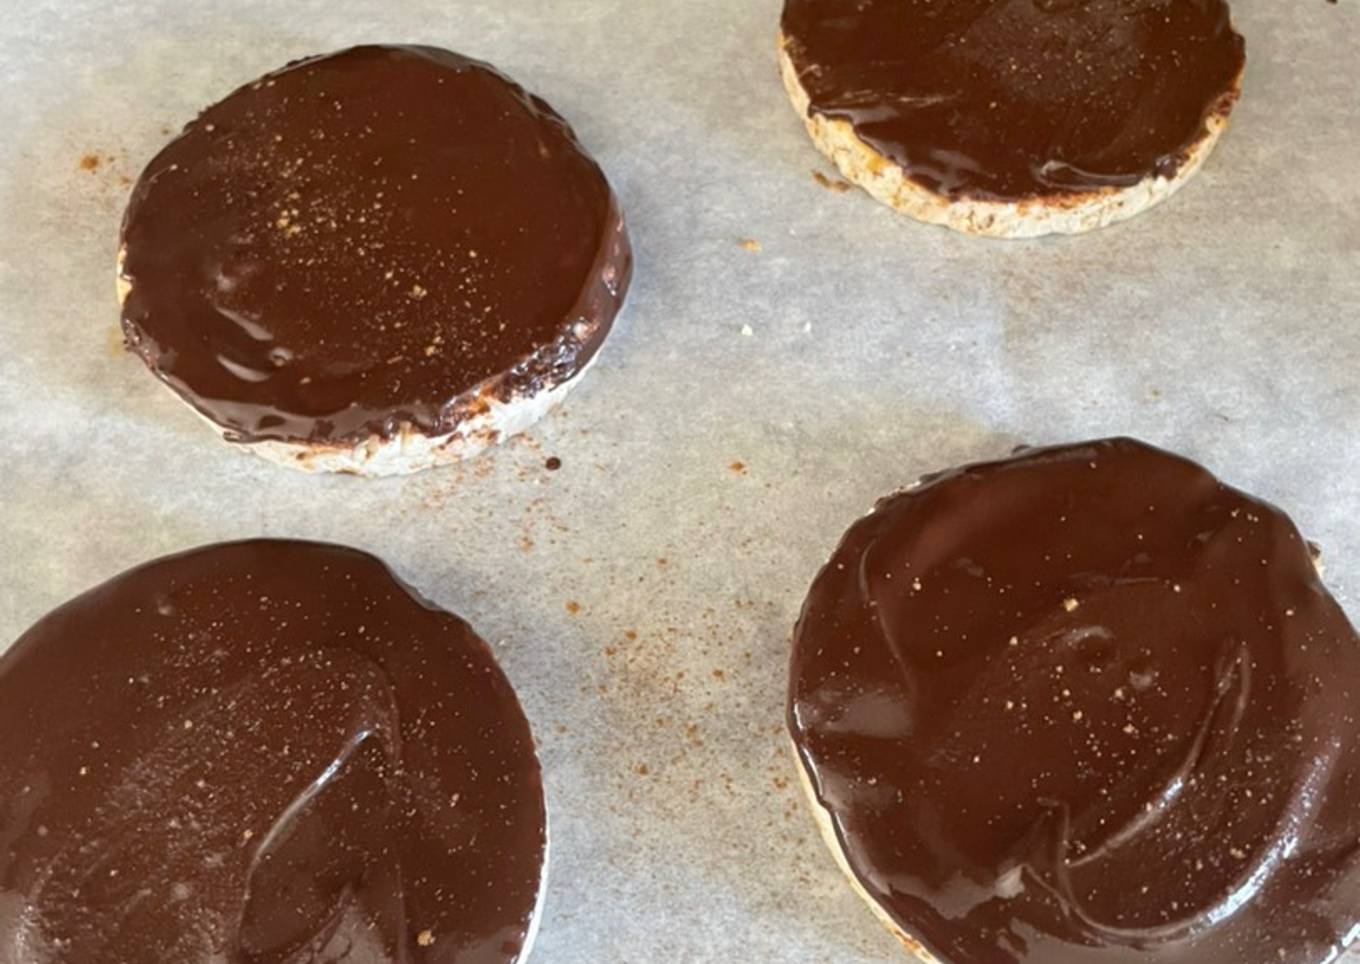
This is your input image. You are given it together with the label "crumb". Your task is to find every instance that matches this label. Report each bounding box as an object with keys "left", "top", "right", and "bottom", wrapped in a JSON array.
[
  {"left": 812, "top": 169, "right": 852, "bottom": 192},
  {"left": 107, "top": 326, "right": 128, "bottom": 358},
  {"left": 416, "top": 930, "right": 435, "bottom": 947},
  {"left": 738, "top": 238, "right": 762, "bottom": 252},
  {"left": 565, "top": 600, "right": 581, "bottom": 615},
  {"left": 1063, "top": 597, "right": 1079, "bottom": 612},
  {"left": 79, "top": 153, "right": 101, "bottom": 172},
  {"left": 740, "top": 324, "right": 754, "bottom": 337},
  {"left": 729, "top": 461, "right": 747, "bottom": 475},
  {"left": 545, "top": 456, "right": 562, "bottom": 471}
]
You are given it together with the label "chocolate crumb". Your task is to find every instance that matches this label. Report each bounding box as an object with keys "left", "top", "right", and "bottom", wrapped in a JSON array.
[{"left": 812, "top": 169, "right": 852, "bottom": 192}]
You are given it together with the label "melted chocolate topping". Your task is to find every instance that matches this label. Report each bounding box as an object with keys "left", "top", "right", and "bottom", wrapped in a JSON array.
[
  {"left": 120, "top": 45, "right": 631, "bottom": 444},
  {"left": 781, "top": 0, "right": 1246, "bottom": 200},
  {"left": 0, "top": 540, "right": 546, "bottom": 963},
  {"left": 789, "top": 439, "right": 1360, "bottom": 963}
]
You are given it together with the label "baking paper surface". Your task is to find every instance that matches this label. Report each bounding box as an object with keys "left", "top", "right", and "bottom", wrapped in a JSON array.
[{"left": 1, "top": 1, "right": 1357, "bottom": 960}]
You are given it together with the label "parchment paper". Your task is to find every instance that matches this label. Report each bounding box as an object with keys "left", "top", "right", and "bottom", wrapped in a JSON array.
[{"left": 1, "top": 1, "right": 1358, "bottom": 961}]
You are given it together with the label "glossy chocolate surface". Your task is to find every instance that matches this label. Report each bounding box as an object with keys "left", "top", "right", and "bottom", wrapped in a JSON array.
[
  {"left": 789, "top": 439, "right": 1360, "bottom": 963},
  {"left": 0, "top": 540, "right": 545, "bottom": 963},
  {"left": 120, "top": 45, "right": 631, "bottom": 444},
  {"left": 781, "top": 0, "right": 1245, "bottom": 200}
]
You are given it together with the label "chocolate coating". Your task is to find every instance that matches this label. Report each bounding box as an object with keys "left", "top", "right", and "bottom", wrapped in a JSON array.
[
  {"left": 0, "top": 540, "right": 546, "bottom": 963},
  {"left": 120, "top": 45, "right": 631, "bottom": 444},
  {"left": 781, "top": 0, "right": 1246, "bottom": 200},
  {"left": 789, "top": 439, "right": 1360, "bottom": 963}
]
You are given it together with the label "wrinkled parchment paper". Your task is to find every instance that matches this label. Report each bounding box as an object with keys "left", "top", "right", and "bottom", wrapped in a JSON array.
[{"left": 1, "top": 1, "right": 1358, "bottom": 960}]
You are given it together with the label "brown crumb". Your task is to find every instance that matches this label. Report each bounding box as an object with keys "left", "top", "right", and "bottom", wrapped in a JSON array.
[
  {"left": 545, "top": 456, "right": 562, "bottom": 471},
  {"left": 729, "top": 461, "right": 747, "bottom": 475},
  {"left": 624, "top": 630, "right": 638, "bottom": 641},
  {"left": 79, "top": 153, "right": 101, "bottom": 172},
  {"left": 565, "top": 600, "right": 581, "bottom": 615},
  {"left": 812, "top": 169, "right": 852, "bottom": 193},
  {"left": 738, "top": 238, "right": 762, "bottom": 252},
  {"left": 635, "top": 763, "right": 650, "bottom": 776}
]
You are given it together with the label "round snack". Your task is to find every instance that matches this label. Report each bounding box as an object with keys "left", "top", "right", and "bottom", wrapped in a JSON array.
[
  {"left": 788, "top": 439, "right": 1360, "bottom": 962},
  {"left": 119, "top": 45, "right": 631, "bottom": 476},
  {"left": 0, "top": 540, "right": 547, "bottom": 963},
  {"left": 779, "top": 1, "right": 1245, "bottom": 237}
]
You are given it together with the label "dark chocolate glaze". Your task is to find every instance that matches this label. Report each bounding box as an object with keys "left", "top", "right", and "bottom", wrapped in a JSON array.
[
  {"left": 120, "top": 45, "right": 631, "bottom": 444},
  {"left": 781, "top": 0, "right": 1245, "bottom": 200},
  {"left": 0, "top": 540, "right": 546, "bottom": 963},
  {"left": 789, "top": 439, "right": 1360, "bottom": 963}
]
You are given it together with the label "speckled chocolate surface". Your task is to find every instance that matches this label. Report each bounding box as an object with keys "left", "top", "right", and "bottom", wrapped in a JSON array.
[
  {"left": 0, "top": 1, "right": 1358, "bottom": 961},
  {"left": 0, "top": 539, "right": 546, "bottom": 963},
  {"left": 781, "top": 0, "right": 1245, "bottom": 201},
  {"left": 791, "top": 439, "right": 1360, "bottom": 963},
  {"left": 120, "top": 45, "right": 630, "bottom": 445}
]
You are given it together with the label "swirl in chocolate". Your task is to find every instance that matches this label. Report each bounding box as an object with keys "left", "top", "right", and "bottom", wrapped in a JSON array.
[
  {"left": 780, "top": 0, "right": 1246, "bottom": 200},
  {"left": 0, "top": 540, "right": 546, "bottom": 963},
  {"left": 119, "top": 45, "right": 631, "bottom": 444},
  {"left": 788, "top": 439, "right": 1360, "bottom": 963}
]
